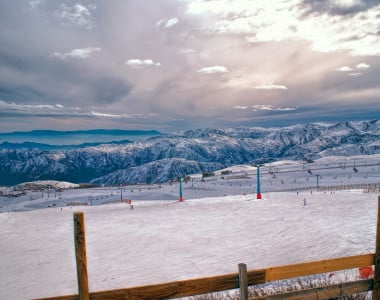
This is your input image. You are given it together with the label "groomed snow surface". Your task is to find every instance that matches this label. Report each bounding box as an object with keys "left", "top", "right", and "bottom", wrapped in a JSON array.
[{"left": 0, "top": 190, "right": 378, "bottom": 299}]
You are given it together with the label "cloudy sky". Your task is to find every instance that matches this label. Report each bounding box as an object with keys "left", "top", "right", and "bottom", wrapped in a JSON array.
[{"left": 0, "top": 0, "right": 379, "bottom": 132}]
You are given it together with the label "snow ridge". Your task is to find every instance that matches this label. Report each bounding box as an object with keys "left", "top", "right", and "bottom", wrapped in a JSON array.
[{"left": 0, "top": 120, "right": 379, "bottom": 185}]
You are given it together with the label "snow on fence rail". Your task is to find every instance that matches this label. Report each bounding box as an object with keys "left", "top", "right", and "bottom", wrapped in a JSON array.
[{"left": 35, "top": 196, "right": 380, "bottom": 300}]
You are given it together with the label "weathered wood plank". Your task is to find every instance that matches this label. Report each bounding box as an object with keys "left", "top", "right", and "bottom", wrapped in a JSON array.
[
  {"left": 239, "top": 263, "right": 249, "bottom": 300},
  {"left": 34, "top": 254, "right": 373, "bottom": 300},
  {"left": 373, "top": 195, "right": 380, "bottom": 300},
  {"left": 265, "top": 253, "right": 374, "bottom": 282},
  {"left": 249, "top": 278, "right": 373, "bottom": 300},
  {"left": 247, "top": 269, "right": 267, "bottom": 285},
  {"left": 89, "top": 271, "right": 265, "bottom": 300},
  {"left": 33, "top": 270, "right": 266, "bottom": 300},
  {"left": 74, "top": 212, "right": 89, "bottom": 300},
  {"left": 33, "top": 296, "right": 78, "bottom": 300}
]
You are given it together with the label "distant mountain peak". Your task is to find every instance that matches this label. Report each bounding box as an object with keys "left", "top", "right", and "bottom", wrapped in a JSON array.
[
  {"left": 0, "top": 129, "right": 162, "bottom": 136},
  {"left": 0, "top": 120, "right": 379, "bottom": 186}
]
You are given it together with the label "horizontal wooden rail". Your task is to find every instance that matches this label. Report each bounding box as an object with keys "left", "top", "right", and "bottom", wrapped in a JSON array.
[
  {"left": 265, "top": 253, "right": 374, "bottom": 282},
  {"left": 35, "top": 270, "right": 265, "bottom": 300},
  {"left": 35, "top": 253, "right": 374, "bottom": 300},
  {"left": 250, "top": 278, "right": 373, "bottom": 300},
  {"left": 93, "top": 271, "right": 264, "bottom": 300}
]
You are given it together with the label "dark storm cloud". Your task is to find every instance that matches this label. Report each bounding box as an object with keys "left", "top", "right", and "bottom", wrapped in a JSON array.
[
  {"left": 0, "top": 50, "right": 131, "bottom": 105},
  {"left": 0, "top": 0, "right": 132, "bottom": 105},
  {"left": 0, "top": 0, "right": 184, "bottom": 108},
  {"left": 1, "top": 0, "right": 380, "bottom": 132},
  {"left": 92, "top": 77, "right": 132, "bottom": 104},
  {"left": 301, "top": 0, "right": 379, "bottom": 16}
]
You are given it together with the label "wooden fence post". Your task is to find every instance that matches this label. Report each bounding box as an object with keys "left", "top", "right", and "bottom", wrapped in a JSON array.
[
  {"left": 239, "top": 263, "right": 248, "bottom": 300},
  {"left": 74, "top": 212, "right": 90, "bottom": 300},
  {"left": 374, "top": 196, "right": 380, "bottom": 300}
]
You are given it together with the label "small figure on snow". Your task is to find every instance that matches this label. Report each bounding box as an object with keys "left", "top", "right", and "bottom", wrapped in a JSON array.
[{"left": 303, "top": 198, "right": 307, "bottom": 206}]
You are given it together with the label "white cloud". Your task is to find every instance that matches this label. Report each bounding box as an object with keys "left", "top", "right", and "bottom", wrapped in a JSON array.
[
  {"left": 165, "top": 18, "right": 179, "bottom": 28},
  {"left": 336, "top": 66, "right": 353, "bottom": 72},
  {"left": 125, "top": 59, "right": 161, "bottom": 66},
  {"left": 0, "top": 100, "right": 157, "bottom": 120},
  {"left": 58, "top": 3, "right": 95, "bottom": 29},
  {"left": 187, "top": 0, "right": 252, "bottom": 16},
  {"left": 333, "top": 0, "right": 363, "bottom": 9},
  {"left": 142, "top": 59, "right": 154, "bottom": 65},
  {"left": 356, "top": 63, "right": 370, "bottom": 69},
  {"left": 126, "top": 59, "right": 143, "bottom": 65},
  {"left": 251, "top": 105, "right": 297, "bottom": 111},
  {"left": 0, "top": 100, "right": 61, "bottom": 111},
  {"left": 157, "top": 17, "right": 179, "bottom": 28},
  {"left": 234, "top": 104, "right": 298, "bottom": 111},
  {"left": 186, "top": 0, "right": 380, "bottom": 56},
  {"left": 233, "top": 105, "right": 248, "bottom": 110},
  {"left": 90, "top": 111, "right": 122, "bottom": 118},
  {"left": 51, "top": 47, "right": 101, "bottom": 59},
  {"left": 90, "top": 111, "right": 158, "bottom": 119},
  {"left": 337, "top": 63, "right": 370, "bottom": 73},
  {"left": 198, "top": 66, "right": 228, "bottom": 74},
  {"left": 253, "top": 85, "right": 288, "bottom": 90}
]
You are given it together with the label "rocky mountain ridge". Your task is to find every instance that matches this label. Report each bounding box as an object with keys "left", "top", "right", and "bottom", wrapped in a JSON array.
[{"left": 0, "top": 120, "right": 379, "bottom": 186}]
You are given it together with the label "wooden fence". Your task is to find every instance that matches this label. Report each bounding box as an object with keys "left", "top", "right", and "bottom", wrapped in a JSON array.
[
  {"left": 318, "top": 183, "right": 380, "bottom": 193},
  {"left": 267, "top": 182, "right": 380, "bottom": 193},
  {"left": 35, "top": 196, "right": 380, "bottom": 300}
]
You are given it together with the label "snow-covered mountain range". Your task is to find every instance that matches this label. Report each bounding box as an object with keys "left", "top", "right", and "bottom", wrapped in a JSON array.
[{"left": 1, "top": 120, "right": 379, "bottom": 186}]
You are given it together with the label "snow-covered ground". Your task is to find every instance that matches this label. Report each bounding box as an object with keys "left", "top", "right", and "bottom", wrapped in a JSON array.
[
  {"left": 0, "top": 190, "right": 378, "bottom": 299},
  {"left": 1, "top": 154, "right": 379, "bottom": 212},
  {"left": 0, "top": 154, "right": 379, "bottom": 299}
]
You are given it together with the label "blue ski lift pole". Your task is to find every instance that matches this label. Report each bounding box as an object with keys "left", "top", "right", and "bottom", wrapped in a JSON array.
[
  {"left": 256, "top": 165, "right": 262, "bottom": 199},
  {"left": 179, "top": 177, "right": 183, "bottom": 202}
]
